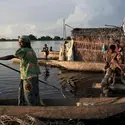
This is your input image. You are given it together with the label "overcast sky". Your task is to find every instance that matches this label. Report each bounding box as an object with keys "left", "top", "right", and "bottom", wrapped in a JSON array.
[{"left": 0, "top": 0, "right": 125, "bottom": 38}]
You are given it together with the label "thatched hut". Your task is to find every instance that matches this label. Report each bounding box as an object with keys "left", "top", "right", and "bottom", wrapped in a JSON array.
[{"left": 71, "top": 27, "right": 125, "bottom": 62}]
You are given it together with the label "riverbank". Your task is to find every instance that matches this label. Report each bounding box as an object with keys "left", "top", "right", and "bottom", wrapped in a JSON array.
[{"left": 12, "top": 58, "right": 105, "bottom": 72}]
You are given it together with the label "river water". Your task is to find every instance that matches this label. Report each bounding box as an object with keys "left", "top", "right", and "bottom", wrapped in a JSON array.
[{"left": 0, "top": 40, "right": 103, "bottom": 99}]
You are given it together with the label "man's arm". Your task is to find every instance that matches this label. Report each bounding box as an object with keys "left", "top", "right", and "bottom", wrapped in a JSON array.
[
  {"left": 0, "top": 55, "right": 16, "bottom": 60},
  {"left": 116, "top": 62, "right": 123, "bottom": 71},
  {"left": 112, "top": 59, "right": 123, "bottom": 72}
]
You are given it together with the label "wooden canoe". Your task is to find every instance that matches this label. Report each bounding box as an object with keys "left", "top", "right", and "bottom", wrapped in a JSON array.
[
  {"left": 41, "top": 51, "right": 59, "bottom": 60},
  {"left": 1, "top": 98, "right": 125, "bottom": 119},
  {"left": 12, "top": 58, "right": 106, "bottom": 72}
]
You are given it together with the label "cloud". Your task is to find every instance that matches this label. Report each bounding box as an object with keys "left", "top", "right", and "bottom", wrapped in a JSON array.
[
  {"left": 66, "top": 0, "right": 125, "bottom": 28},
  {"left": 0, "top": 24, "right": 37, "bottom": 39},
  {"left": 0, "top": 0, "right": 75, "bottom": 38},
  {"left": 0, "top": 0, "right": 124, "bottom": 38},
  {"left": 41, "top": 0, "right": 125, "bottom": 37}
]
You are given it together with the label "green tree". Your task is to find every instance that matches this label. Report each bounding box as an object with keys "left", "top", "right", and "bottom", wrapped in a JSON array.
[
  {"left": 38, "top": 36, "right": 53, "bottom": 41},
  {"left": 0, "top": 38, "right": 6, "bottom": 41},
  {"left": 39, "top": 36, "right": 46, "bottom": 40},
  {"left": 53, "top": 36, "right": 61, "bottom": 40},
  {"left": 66, "top": 36, "right": 71, "bottom": 40},
  {"left": 45, "top": 36, "right": 53, "bottom": 40},
  {"left": 28, "top": 34, "right": 37, "bottom": 40}
]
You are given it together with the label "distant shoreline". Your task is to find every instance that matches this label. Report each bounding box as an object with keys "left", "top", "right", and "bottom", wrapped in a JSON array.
[{"left": 0, "top": 40, "right": 63, "bottom": 42}]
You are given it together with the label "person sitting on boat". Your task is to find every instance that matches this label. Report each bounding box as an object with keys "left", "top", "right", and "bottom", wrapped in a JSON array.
[
  {"left": 0, "top": 35, "right": 41, "bottom": 106},
  {"left": 42, "top": 44, "right": 49, "bottom": 60},
  {"left": 59, "top": 41, "right": 68, "bottom": 61},
  {"left": 101, "top": 44, "right": 124, "bottom": 97}
]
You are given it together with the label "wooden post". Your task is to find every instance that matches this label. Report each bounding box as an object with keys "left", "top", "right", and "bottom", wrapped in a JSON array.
[{"left": 63, "top": 18, "right": 66, "bottom": 40}]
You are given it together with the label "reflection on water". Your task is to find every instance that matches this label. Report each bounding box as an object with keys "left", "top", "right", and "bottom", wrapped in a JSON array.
[
  {"left": 0, "top": 62, "right": 104, "bottom": 99},
  {"left": 43, "top": 65, "right": 50, "bottom": 81},
  {"left": 59, "top": 70, "right": 103, "bottom": 97},
  {"left": 0, "top": 41, "right": 105, "bottom": 98}
]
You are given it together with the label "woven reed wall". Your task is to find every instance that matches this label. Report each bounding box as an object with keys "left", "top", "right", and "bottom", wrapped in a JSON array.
[
  {"left": 72, "top": 27, "right": 125, "bottom": 62},
  {"left": 73, "top": 41, "right": 104, "bottom": 62}
]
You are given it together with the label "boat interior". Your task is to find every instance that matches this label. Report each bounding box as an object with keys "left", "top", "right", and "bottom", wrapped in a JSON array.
[{"left": 0, "top": 97, "right": 125, "bottom": 106}]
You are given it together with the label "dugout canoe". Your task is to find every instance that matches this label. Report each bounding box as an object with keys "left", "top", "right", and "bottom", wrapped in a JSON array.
[
  {"left": 1, "top": 98, "right": 125, "bottom": 119},
  {"left": 12, "top": 58, "right": 106, "bottom": 72},
  {"left": 13, "top": 58, "right": 125, "bottom": 72},
  {"left": 41, "top": 51, "right": 59, "bottom": 60}
]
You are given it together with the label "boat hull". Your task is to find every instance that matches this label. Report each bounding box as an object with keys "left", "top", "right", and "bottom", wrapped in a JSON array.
[
  {"left": 42, "top": 51, "right": 59, "bottom": 60},
  {"left": 0, "top": 98, "right": 125, "bottom": 119},
  {"left": 12, "top": 58, "right": 106, "bottom": 72}
]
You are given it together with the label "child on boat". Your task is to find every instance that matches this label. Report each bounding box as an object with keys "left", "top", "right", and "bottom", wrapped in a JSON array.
[{"left": 0, "top": 35, "right": 41, "bottom": 106}]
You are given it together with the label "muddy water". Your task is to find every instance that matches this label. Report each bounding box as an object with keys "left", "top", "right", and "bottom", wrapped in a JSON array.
[
  {"left": 59, "top": 70, "right": 103, "bottom": 98},
  {"left": 0, "top": 40, "right": 105, "bottom": 99},
  {"left": 0, "top": 62, "right": 104, "bottom": 99}
]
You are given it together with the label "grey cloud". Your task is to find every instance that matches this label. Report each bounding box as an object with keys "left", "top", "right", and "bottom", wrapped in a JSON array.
[
  {"left": 0, "top": 0, "right": 125, "bottom": 38},
  {"left": 0, "top": 0, "right": 75, "bottom": 24},
  {"left": 66, "top": 0, "right": 125, "bottom": 28}
]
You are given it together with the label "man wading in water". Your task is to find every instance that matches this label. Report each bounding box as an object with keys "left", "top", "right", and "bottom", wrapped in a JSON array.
[
  {"left": 101, "top": 44, "right": 124, "bottom": 97},
  {"left": 42, "top": 44, "right": 49, "bottom": 60},
  {"left": 0, "top": 35, "right": 41, "bottom": 106}
]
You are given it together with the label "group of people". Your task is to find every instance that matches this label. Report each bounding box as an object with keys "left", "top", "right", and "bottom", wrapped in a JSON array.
[
  {"left": 0, "top": 36, "right": 124, "bottom": 106},
  {"left": 101, "top": 39, "right": 124, "bottom": 97}
]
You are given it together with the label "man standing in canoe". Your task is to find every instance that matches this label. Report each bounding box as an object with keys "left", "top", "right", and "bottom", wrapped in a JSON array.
[
  {"left": 101, "top": 44, "right": 123, "bottom": 97},
  {"left": 0, "top": 35, "right": 41, "bottom": 106},
  {"left": 42, "top": 44, "right": 49, "bottom": 60}
]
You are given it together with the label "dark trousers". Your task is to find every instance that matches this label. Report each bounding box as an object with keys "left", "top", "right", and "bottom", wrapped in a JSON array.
[{"left": 101, "top": 68, "right": 114, "bottom": 96}]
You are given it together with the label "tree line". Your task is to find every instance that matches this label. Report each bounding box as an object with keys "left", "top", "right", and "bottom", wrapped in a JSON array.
[{"left": 0, "top": 34, "right": 71, "bottom": 41}]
